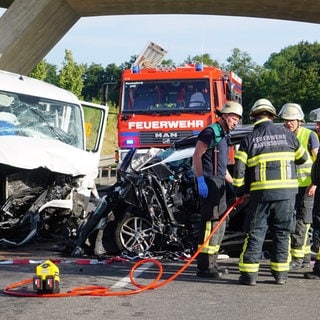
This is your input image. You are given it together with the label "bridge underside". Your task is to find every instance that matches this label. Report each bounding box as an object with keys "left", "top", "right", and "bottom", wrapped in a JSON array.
[{"left": 0, "top": 0, "right": 319, "bottom": 74}]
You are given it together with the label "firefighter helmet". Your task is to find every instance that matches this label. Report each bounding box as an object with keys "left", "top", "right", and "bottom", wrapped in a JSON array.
[
  {"left": 309, "top": 108, "right": 320, "bottom": 122},
  {"left": 279, "top": 103, "right": 304, "bottom": 121},
  {"left": 218, "top": 101, "right": 243, "bottom": 118},
  {"left": 250, "top": 99, "right": 277, "bottom": 118}
]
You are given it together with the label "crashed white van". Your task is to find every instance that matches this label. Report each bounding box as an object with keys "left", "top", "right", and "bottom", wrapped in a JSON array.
[{"left": 0, "top": 70, "right": 108, "bottom": 247}]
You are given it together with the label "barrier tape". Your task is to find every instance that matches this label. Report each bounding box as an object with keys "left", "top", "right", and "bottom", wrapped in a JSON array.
[{"left": 0, "top": 256, "right": 129, "bottom": 265}]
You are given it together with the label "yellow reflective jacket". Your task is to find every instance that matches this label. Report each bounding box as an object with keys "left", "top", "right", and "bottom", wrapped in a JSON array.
[{"left": 296, "top": 127, "right": 318, "bottom": 187}]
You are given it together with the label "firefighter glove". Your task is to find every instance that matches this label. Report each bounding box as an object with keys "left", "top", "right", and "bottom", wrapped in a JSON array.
[{"left": 197, "top": 176, "right": 208, "bottom": 198}]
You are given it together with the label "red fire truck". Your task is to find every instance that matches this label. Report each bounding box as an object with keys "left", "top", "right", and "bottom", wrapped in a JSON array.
[{"left": 117, "top": 63, "right": 242, "bottom": 161}]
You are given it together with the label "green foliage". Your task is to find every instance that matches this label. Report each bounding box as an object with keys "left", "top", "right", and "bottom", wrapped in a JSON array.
[
  {"left": 29, "top": 60, "right": 58, "bottom": 85},
  {"left": 102, "top": 101, "right": 119, "bottom": 155},
  {"left": 184, "top": 53, "right": 219, "bottom": 67},
  {"left": 58, "top": 49, "right": 85, "bottom": 99},
  {"left": 82, "top": 63, "right": 106, "bottom": 101},
  {"left": 261, "top": 41, "right": 320, "bottom": 118},
  {"left": 29, "top": 60, "right": 47, "bottom": 80}
]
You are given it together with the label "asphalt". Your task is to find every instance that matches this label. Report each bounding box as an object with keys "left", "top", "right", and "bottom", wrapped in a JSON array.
[{"left": 0, "top": 240, "right": 319, "bottom": 320}]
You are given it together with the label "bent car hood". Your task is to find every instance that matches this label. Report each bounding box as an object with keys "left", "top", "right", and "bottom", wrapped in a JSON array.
[{"left": 0, "top": 136, "right": 99, "bottom": 177}]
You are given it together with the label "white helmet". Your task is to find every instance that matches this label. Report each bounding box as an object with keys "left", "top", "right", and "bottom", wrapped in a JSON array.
[
  {"left": 218, "top": 101, "right": 243, "bottom": 118},
  {"left": 250, "top": 99, "right": 277, "bottom": 118},
  {"left": 279, "top": 103, "right": 304, "bottom": 121},
  {"left": 309, "top": 108, "right": 320, "bottom": 122}
]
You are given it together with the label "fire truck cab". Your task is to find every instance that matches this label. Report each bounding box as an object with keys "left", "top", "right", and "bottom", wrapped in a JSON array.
[{"left": 117, "top": 63, "right": 242, "bottom": 162}]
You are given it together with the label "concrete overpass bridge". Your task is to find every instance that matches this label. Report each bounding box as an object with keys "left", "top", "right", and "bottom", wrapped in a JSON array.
[{"left": 0, "top": 0, "right": 320, "bottom": 74}]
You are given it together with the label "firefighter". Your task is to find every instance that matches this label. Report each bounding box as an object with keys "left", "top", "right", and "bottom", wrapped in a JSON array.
[
  {"left": 279, "top": 103, "right": 319, "bottom": 270},
  {"left": 305, "top": 108, "right": 320, "bottom": 279},
  {"left": 193, "top": 101, "right": 243, "bottom": 278},
  {"left": 233, "top": 98, "right": 308, "bottom": 285}
]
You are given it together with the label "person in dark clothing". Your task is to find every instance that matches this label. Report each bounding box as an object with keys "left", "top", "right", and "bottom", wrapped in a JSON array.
[
  {"left": 279, "top": 103, "right": 319, "bottom": 270},
  {"left": 305, "top": 108, "right": 320, "bottom": 279},
  {"left": 233, "top": 98, "right": 308, "bottom": 285},
  {"left": 193, "top": 101, "right": 243, "bottom": 279}
]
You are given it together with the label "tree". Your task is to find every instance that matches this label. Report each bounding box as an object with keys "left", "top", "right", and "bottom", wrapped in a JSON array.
[
  {"left": 29, "top": 60, "right": 47, "bottom": 80},
  {"left": 224, "top": 48, "right": 263, "bottom": 123},
  {"left": 224, "top": 48, "right": 257, "bottom": 79},
  {"left": 262, "top": 41, "right": 320, "bottom": 117},
  {"left": 104, "top": 63, "right": 122, "bottom": 105},
  {"left": 58, "top": 49, "right": 85, "bottom": 98},
  {"left": 45, "top": 63, "right": 59, "bottom": 86},
  {"left": 82, "top": 63, "right": 106, "bottom": 102},
  {"left": 184, "top": 53, "right": 219, "bottom": 67},
  {"left": 29, "top": 60, "right": 59, "bottom": 85}
]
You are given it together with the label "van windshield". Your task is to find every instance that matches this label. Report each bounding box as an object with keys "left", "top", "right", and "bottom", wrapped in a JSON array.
[{"left": 0, "top": 91, "right": 84, "bottom": 149}]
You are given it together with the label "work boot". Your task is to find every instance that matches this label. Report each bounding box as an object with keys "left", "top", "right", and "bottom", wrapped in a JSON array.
[
  {"left": 304, "top": 271, "right": 320, "bottom": 279},
  {"left": 304, "top": 260, "right": 320, "bottom": 279},
  {"left": 196, "top": 268, "right": 222, "bottom": 279},
  {"left": 215, "top": 261, "right": 229, "bottom": 274},
  {"left": 274, "top": 277, "right": 287, "bottom": 285},
  {"left": 210, "top": 254, "right": 229, "bottom": 274},
  {"left": 239, "top": 273, "right": 256, "bottom": 286},
  {"left": 302, "top": 254, "right": 311, "bottom": 268},
  {"left": 196, "top": 253, "right": 223, "bottom": 278},
  {"left": 290, "top": 258, "right": 304, "bottom": 271},
  {"left": 272, "top": 271, "right": 287, "bottom": 285}
]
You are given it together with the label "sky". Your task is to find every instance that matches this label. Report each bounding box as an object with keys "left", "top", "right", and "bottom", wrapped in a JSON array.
[{"left": 2, "top": 9, "right": 320, "bottom": 68}]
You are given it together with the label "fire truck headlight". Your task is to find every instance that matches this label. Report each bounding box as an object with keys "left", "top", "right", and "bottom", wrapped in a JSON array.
[{"left": 125, "top": 139, "right": 134, "bottom": 145}]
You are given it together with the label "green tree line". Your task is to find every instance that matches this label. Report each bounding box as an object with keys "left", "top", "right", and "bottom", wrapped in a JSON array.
[{"left": 30, "top": 41, "right": 320, "bottom": 124}]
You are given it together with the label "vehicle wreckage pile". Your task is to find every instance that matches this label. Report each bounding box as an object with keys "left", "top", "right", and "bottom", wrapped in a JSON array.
[{"left": 0, "top": 132, "right": 252, "bottom": 259}]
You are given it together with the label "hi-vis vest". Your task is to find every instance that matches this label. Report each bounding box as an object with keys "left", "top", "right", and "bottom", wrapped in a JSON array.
[
  {"left": 296, "top": 127, "right": 317, "bottom": 187},
  {"left": 208, "top": 123, "right": 223, "bottom": 149}
]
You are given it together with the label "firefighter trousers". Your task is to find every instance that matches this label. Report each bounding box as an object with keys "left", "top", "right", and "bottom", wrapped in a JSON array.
[
  {"left": 239, "top": 196, "right": 295, "bottom": 280},
  {"left": 311, "top": 188, "right": 320, "bottom": 273},
  {"left": 197, "top": 176, "right": 226, "bottom": 271},
  {"left": 291, "top": 187, "right": 313, "bottom": 260}
]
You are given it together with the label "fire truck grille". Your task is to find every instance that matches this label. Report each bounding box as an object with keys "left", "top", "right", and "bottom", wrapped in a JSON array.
[{"left": 140, "top": 131, "right": 194, "bottom": 146}]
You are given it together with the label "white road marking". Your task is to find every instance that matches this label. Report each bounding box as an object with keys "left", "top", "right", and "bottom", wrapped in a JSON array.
[{"left": 110, "top": 262, "right": 153, "bottom": 289}]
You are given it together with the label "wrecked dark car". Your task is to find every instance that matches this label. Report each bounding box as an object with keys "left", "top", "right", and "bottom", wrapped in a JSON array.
[{"left": 70, "top": 125, "right": 253, "bottom": 258}]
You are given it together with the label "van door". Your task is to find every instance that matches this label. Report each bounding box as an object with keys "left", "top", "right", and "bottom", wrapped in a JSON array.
[{"left": 80, "top": 101, "right": 109, "bottom": 156}]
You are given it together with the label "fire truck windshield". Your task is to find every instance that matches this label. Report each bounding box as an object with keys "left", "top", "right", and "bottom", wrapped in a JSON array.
[{"left": 122, "top": 79, "right": 210, "bottom": 113}]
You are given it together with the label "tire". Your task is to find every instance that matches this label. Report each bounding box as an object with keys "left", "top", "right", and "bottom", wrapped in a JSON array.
[
  {"left": 115, "top": 212, "right": 155, "bottom": 253},
  {"left": 93, "top": 219, "right": 121, "bottom": 255}
]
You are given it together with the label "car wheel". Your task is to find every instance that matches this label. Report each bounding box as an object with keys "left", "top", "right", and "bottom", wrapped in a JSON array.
[{"left": 115, "top": 213, "right": 155, "bottom": 253}]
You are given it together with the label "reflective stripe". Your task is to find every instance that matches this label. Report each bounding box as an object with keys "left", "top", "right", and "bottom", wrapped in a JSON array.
[
  {"left": 247, "top": 152, "right": 296, "bottom": 166},
  {"left": 250, "top": 179, "right": 298, "bottom": 191},
  {"left": 234, "top": 150, "right": 247, "bottom": 163},
  {"left": 291, "top": 223, "right": 312, "bottom": 258},
  {"left": 291, "top": 248, "right": 304, "bottom": 259},
  {"left": 233, "top": 177, "right": 245, "bottom": 187},
  {"left": 198, "top": 221, "right": 220, "bottom": 254},
  {"left": 239, "top": 262, "right": 260, "bottom": 273},
  {"left": 296, "top": 128, "right": 315, "bottom": 187},
  {"left": 238, "top": 234, "right": 260, "bottom": 273},
  {"left": 270, "top": 261, "right": 290, "bottom": 272},
  {"left": 295, "top": 144, "right": 307, "bottom": 161}
]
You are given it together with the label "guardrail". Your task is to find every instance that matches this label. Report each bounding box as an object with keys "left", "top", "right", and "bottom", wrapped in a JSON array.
[{"left": 96, "top": 154, "right": 117, "bottom": 185}]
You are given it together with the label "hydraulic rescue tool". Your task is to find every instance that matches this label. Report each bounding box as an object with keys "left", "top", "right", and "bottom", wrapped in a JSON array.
[{"left": 33, "top": 260, "right": 60, "bottom": 294}]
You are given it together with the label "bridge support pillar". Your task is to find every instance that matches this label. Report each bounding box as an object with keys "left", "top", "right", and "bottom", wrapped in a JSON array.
[{"left": 0, "top": 0, "right": 79, "bottom": 74}]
